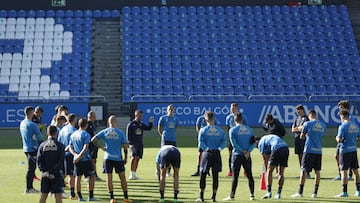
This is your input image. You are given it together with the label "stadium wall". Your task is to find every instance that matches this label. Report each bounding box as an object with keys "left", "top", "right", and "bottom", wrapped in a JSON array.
[{"left": 137, "top": 102, "right": 360, "bottom": 127}]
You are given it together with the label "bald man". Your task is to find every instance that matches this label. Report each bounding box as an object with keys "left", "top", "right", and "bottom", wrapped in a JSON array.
[{"left": 92, "top": 115, "right": 133, "bottom": 203}]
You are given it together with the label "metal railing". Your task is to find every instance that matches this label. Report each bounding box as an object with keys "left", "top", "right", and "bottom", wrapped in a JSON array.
[
  {"left": 0, "top": 95, "right": 107, "bottom": 103},
  {"left": 308, "top": 94, "right": 360, "bottom": 102},
  {"left": 247, "top": 94, "right": 308, "bottom": 102}
]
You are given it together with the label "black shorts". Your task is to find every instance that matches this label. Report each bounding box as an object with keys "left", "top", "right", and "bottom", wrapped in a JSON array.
[
  {"left": 200, "top": 150, "right": 222, "bottom": 174},
  {"left": 269, "top": 147, "right": 289, "bottom": 167},
  {"left": 159, "top": 148, "right": 181, "bottom": 169},
  {"left": 161, "top": 140, "right": 176, "bottom": 147},
  {"left": 198, "top": 147, "right": 204, "bottom": 153},
  {"left": 89, "top": 143, "right": 98, "bottom": 159},
  {"left": 335, "top": 143, "right": 341, "bottom": 155},
  {"left": 232, "top": 154, "right": 252, "bottom": 175},
  {"left": 228, "top": 140, "right": 233, "bottom": 151},
  {"left": 103, "top": 159, "right": 125, "bottom": 174},
  {"left": 294, "top": 136, "right": 306, "bottom": 155},
  {"left": 74, "top": 160, "right": 95, "bottom": 177},
  {"left": 130, "top": 144, "right": 144, "bottom": 159},
  {"left": 41, "top": 176, "right": 63, "bottom": 194},
  {"left": 339, "top": 151, "right": 359, "bottom": 170},
  {"left": 301, "top": 153, "right": 322, "bottom": 172},
  {"left": 64, "top": 153, "right": 75, "bottom": 176}
]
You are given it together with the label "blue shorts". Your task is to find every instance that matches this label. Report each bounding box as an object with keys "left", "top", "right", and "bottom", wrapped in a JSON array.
[
  {"left": 64, "top": 153, "right": 74, "bottom": 176},
  {"left": 41, "top": 176, "right": 63, "bottom": 194},
  {"left": 294, "top": 136, "right": 306, "bottom": 155},
  {"left": 74, "top": 160, "right": 95, "bottom": 177},
  {"left": 103, "top": 159, "right": 125, "bottom": 174},
  {"left": 130, "top": 144, "right": 144, "bottom": 159},
  {"left": 200, "top": 150, "right": 222, "bottom": 174},
  {"left": 158, "top": 148, "right": 181, "bottom": 169},
  {"left": 339, "top": 151, "right": 359, "bottom": 170},
  {"left": 301, "top": 153, "right": 322, "bottom": 172},
  {"left": 269, "top": 147, "right": 289, "bottom": 167}
]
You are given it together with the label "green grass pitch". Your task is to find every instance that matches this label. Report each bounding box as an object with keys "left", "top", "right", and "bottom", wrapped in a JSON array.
[{"left": 1, "top": 127, "right": 360, "bottom": 202}]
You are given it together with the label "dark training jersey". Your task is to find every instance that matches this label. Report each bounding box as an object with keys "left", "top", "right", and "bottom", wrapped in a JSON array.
[
  {"left": 37, "top": 137, "right": 65, "bottom": 176},
  {"left": 292, "top": 115, "right": 309, "bottom": 137},
  {"left": 263, "top": 118, "right": 286, "bottom": 138},
  {"left": 126, "top": 120, "right": 153, "bottom": 146},
  {"left": 87, "top": 121, "right": 96, "bottom": 138}
]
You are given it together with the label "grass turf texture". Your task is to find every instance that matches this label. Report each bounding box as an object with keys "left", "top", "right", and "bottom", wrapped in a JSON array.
[{"left": 1, "top": 127, "right": 360, "bottom": 202}]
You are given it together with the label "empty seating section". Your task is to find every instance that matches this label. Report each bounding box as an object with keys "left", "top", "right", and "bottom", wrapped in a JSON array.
[
  {"left": 0, "top": 9, "right": 123, "bottom": 102},
  {"left": 122, "top": 5, "right": 360, "bottom": 102}
]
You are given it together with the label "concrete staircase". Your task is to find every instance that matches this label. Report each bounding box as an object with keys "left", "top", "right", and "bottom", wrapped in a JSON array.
[
  {"left": 92, "top": 18, "right": 130, "bottom": 120},
  {"left": 347, "top": 1, "right": 360, "bottom": 50}
]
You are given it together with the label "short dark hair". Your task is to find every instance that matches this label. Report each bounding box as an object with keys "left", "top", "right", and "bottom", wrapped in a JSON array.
[
  {"left": 234, "top": 112, "right": 243, "bottom": 124},
  {"left": 204, "top": 111, "right": 214, "bottom": 122},
  {"left": 338, "top": 110, "right": 350, "bottom": 118},
  {"left": 78, "top": 118, "right": 88, "bottom": 128},
  {"left": 24, "top": 106, "right": 34, "bottom": 116},
  {"left": 57, "top": 115, "right": 67, "bottom": 122},
  {"left": 307, "top": 109, "right": 316, "bottom": 117},
  {"left": 67, "top": 113, "right": 77, "bottom": 123},
  {"left": 265, "top": 114, "right": 273, "bottom": 122},
  {"left": 35, "top": 106, "right": 44, "bottom": 113},
  {"left": 295, "top": 104, "right": 304, "bottom": 110},
  {"left": 47, "top": 125, "right": 58, "bottom": 136},
  {"left": 338, "top": 100, "right": 350, "bottom": 110}
]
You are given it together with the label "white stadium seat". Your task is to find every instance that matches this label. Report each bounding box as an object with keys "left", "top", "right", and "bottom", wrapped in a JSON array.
[
  {"left": 16, "top": 18, "right": 26, "bottom": 25},
  {"left": 59, "top": 91, "right": 70, "bottom": 100},
  {"left": 8, "top": 83, "right": 19, "bottom": 92},
  {"left": 45, "top": 18, "right": 55, "bottom": 25},
  {"left": 9, "top": 75, "right": 19, "bottom": 83},
  {"left": 35, "top": 18, "right": 45, "bottom": 25},
  {"left": 39, "top": 83, "right": 50, "bottom": 92},
  {"left": 41, "top": 75, "right": 51, "bottom": 83},
  {"left": 0, "top": 76, "right": 9, "bottom": 84},
  {"left": 50, "top": 83, "right": 60, "bottom": 91},
  {"left": 26, "top": 18, "right": 35, "bottom": 25}
]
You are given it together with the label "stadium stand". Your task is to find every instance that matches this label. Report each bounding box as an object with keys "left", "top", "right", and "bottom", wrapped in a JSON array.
[
  {"left": 121, "top": 4, "right": 360, "bottom": 102},
  {"left": 0, "top": 10, "right": 97, "bottom": 102},
  {"left": 0, "top": 5, "right": 359, "bottom": 103}
]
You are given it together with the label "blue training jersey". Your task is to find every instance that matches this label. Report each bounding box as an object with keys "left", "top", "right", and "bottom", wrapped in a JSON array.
[
  {"left": 226, "top": 113, "right": 248, "bottom": 128},
  {"left": 258, "top": 134, "right": 288, "bottom": 155},
  {"left": 158, "top": 115, "right": 178, "bottom": 142},
  {"left": 337, "top": 121, "right": 360, "bottom": 154},
  {"left": 302, "top": 120, "right": 326, "bottom": 154},
  {"left": 198, "top": 125, "right": 227, "bottom": 151},
  {"left": 58, "top": 124, "right": 77, "bottom": 155},
  {"left": 95, "top": 128, "right": 128, "bottom": 161},
  {"left": 229, "top": 124, "right": 255, "bottom": 155},
  {"left": 70, "top": 130, "right": 91, "bottom": 161},
  {"left": 20, "top": 119, "right": 43, "bottom": 152}
]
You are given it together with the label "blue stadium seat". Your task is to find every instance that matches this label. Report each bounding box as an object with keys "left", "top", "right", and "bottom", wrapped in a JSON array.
[
  {"left": 93, "top": 10, "right": 102, "bottom": 18},
  {"left": 84, "top": 10, "right": 93, "bottom": 17},
  {"left": 8, "top": 10, "right": 17, "bottom": 17},
  {"left": 102, "top": 10, "right": 111, "bottom": 17},
  {"left": 55, "top": 10, "right": 65, "bottom": 17},
  {"left": 0, "top": 10, "right": 7, "bottom": 17}
]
